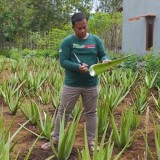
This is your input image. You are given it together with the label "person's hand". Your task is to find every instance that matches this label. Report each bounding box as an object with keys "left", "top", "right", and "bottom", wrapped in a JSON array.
[
  {"left": 102, "top": 59, "right": 112, "bottom": 75},
  {"left": 102, "top": 59, "right": 111, "bottom": 63},
  {"left": 79, "top": 63, "right": 88, "bottom": 73}
]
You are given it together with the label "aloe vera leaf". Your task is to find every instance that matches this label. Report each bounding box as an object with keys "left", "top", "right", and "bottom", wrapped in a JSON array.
[
  {"left": 103, "top": 133, "right": 114, "bottom": 160},
  {"left": 24, "top": 134, "right": 41, "bottom": 160},
  {"left": 58, "top": 125, "right": 70, "bottom": 160},
  {"left": 50, "top": 138, "right": 58, "bottom": 158},
  {"left": 97, "top": 125, "right": 109, "bottom": 160},
  {"left": 111, "top": 114, "right": 120, "bottom": 147},
  {"left": 7, "top": 120, "right": 29, "bottom": 144},
  {"left": 64, "top": 123, "right": 78, "bottom": 159},
  {"left": 83, "top": 123, "right": 91, "bottom": 159},
  {"left": 89, "top": 54, "right": 134, "bottom": 76}
]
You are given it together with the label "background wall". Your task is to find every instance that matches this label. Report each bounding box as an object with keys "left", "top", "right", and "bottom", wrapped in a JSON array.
[{"left": 122, "top": 0, "right": 160, "bottom": 55}]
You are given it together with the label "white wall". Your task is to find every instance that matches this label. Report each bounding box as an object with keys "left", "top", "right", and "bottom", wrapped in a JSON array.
[{"left": 122, "top": 0, "right": 160, "bottom": 55}]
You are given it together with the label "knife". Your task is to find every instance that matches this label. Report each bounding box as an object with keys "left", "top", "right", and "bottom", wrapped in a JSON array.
[{"left": 74, "top": 53, "right": 83, "bottom": 65}]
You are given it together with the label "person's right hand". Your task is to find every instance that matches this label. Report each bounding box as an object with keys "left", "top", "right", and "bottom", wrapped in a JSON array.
[{"left": 79, "top": 63, "right": 88, "bottom": 73}]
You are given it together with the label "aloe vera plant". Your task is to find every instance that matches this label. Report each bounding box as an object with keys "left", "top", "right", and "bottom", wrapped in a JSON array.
[
  {"left": 140, "top": 107, "right": 155, "bottom": 160},
  {"left": 1, "top": 79, "right": 25, "bottom": 97},
  {"left": 125, "top": 108, "right": 141, "bottom": 129},
  {"left": 78, "top": 123, "right": 110, "bottom": 160},
  {"left": 51, "top": 75, "right": 63, "bottom": 109},
  {"left": 0, "top": 114, "right": 29, "bottom": 160},
  {"left": 152, "top": 88, "right": 160, "bottom": 113},
  {"left": 9, "top": 60, "right": 19, "bottom": 73},
  {"left": 37, "top": 85, "right": 52, "bottom": 105},
  {"left": 155, "top": 125, "right": 160, "bottom": 160},
  {"left": 71, "top": 100, "right": 83, "bottom": 119},
  {"left": 110, "top": 114, "right": 136, "bottom": 148},
  {"left": 20, "top": 100, "right": 40, "bottom": 125},
  {"left": 1, "top": 80, "right": 25, "bottom": 114},
  {"left": 49, "top": 71, "right": 63, "bottom": 92},
  {"left": 16, "top": 66, "right": 28, "bottom": 83},
  {"left": 36, "top": 110, "right": 56, "bottom": 139},
  {"left": 51, "top": 95, "right": 60, "bottom": 109},
  {"left": 100, "top": 68, "right": 138, "bottom": 93},
  {"left": 92, "top": 125, "right": 115, "bottom": 160},
  {"left": 119, "top": 69, "right": 138, "bottom": 90},
  {"left": 89, "top": 54, "right": 134, "bottom": 76},
  {"left": 50, "top": 110, "right": 82, "bottom": 160},
  {"left": 97, "top": 89, "right": 110, "bottom": 133},
  {"left": 26, "top": 70, "right": 48, "bottom": 92},
  {"left": 144, "top": 71, "right": 158, "bottom": 89},
  {"left": 134, "top": 86, "right": 149, "bottom": 113},
  {"left": 101, "top": 85, "right": 129, "bottom": 112},
  {"left": 29, "top": 57, "right": 50, "bottom": 69},
  {"left": 24, "top": 134, "right": 41, "bottom": 160},
  {"left": 78, "top": 123, "right": 91, "bottom": 160},
  {"left": 6, "top": 91, "right": 22, "bottom": 114},
  {"left": 78, "top": 123, "right": 129, "bottom": 160}
]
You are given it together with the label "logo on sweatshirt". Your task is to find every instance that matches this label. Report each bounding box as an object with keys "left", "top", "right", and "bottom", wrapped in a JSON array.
[
  {"left": 84, "top": 44, "right": 96, "bottom": 48},
  {"left": 73, "top": 43, "right": 96, "bottom": 49}
]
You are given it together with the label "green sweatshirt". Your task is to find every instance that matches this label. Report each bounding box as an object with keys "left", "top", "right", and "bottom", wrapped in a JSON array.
[{"left": 59, "top": 33, "right": 110, "bottom": 87}]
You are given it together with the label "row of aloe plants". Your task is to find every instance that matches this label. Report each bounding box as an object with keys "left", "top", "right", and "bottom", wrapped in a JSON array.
[{"left": 0, "top": 56, "right": 160, "bottom": 159}]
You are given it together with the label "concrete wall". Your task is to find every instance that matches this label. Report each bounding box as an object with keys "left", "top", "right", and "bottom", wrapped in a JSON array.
[{"left": 122, "top": 0, "right": 160, "bottom": 55}]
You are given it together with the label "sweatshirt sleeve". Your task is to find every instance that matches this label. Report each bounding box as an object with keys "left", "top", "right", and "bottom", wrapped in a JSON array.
[
  {"left": 94, "top": 35, "right": 110, "bottom": 62},
  {"left": 59, "top": 37, "right": 80, "bottom": 71}
]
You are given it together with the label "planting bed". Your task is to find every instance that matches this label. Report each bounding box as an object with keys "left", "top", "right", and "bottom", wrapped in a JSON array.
[
  {"left": 0, "top": 67, "right": 158, "bottom": 160},
  {"left": 2, "top": 93, "right": 157, "bottom": 159}
]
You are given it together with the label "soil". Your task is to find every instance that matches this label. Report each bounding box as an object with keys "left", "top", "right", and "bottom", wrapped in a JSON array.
[{"left": 1, "top": 69, "right": 158, "bottom": 160}]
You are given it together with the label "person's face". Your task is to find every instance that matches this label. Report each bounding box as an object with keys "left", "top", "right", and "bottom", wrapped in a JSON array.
[{"left": 72, "top": 19, "right": 88, "bottom": 39}]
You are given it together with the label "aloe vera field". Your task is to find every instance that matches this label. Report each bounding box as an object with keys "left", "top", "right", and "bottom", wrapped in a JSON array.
[{"left": 1, "top": 54, "right": 160, "bottom": 160}]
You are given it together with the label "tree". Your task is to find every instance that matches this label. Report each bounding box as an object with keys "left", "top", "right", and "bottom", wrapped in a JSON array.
[
  {"left": 95, "top": 0, "right": 123, "bottom": 14},
  {"left": 88, "top": 12, "right": 122, "bottom": 50},
  {"left": 0, "top": 0, "right": 92, "bottom": 48}
]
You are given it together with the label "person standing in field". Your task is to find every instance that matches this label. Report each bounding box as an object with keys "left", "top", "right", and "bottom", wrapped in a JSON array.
[{"left": 41, "top": 12, "right": 111, "bottom": 151}]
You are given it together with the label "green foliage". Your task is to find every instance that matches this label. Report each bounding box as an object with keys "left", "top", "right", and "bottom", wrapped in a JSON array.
[
  {"left": 47, "top": 26, "right": 72, "bottom": 51},
  {"left": 88, "top": 12, "right": 122, "bottom": 50},
  {"left": 122, "top": 54, "right": 138, "bottom": 71},
  {"left": 108, "top": 52, "right": 160, "bottom": 87},
  {"left": 21, "top": 48, "right": 33, "bottom": 56},
  {"left": 1, "top": 48, "right": 59, "bottom": 59},
  {"left": 9, "top": 48, "right": 22, "bottom": 61},
  {"left": 0, "top": 0, "right": 92, "bottom": 47},
  {"left": 88, "top": 12, "right": 111, "bottom": 35},
  {"left": 0, "top": 49, "right": 11, "bottom": 57},
  {"left": 144, "top": 53, "right": 160, "bottom": 72},
  {"left": 0, "top": 24, "right": 72, "bottom": 58},
  {"left": 16, "top": 25, "right": 72, "bottom": 53},
  {"left": 143, "top": 53, "right": 160, "bottom": 87},
  {"left": 37, "top": 49, "right": 59, "bottom": 58}
]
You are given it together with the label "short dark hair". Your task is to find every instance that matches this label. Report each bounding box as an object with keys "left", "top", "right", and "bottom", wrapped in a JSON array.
[{"left": 71, "top": 12, "right": 87, "bottom": 26}]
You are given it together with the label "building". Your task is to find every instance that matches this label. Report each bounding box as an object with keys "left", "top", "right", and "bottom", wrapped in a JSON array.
[{"left": 122, "top": 0, "right": 160, "bottom": 55}]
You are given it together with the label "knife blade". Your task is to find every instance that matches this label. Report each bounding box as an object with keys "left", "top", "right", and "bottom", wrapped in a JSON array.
[{"left": 74, "top": 53, "right": 83, "bottom": 65}]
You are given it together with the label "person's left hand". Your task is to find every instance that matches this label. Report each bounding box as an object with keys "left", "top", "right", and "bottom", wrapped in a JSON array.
[
  {"left": 102, "top": 59, "right": 111, "bottom": 63},
  {"left": 102, "top": 59, "right": 112, "bottom": 75}
]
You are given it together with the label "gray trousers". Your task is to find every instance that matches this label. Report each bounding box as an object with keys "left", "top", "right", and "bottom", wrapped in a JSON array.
[{"left": 53, "top": 85, "right": 98, "bottom": 142}]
